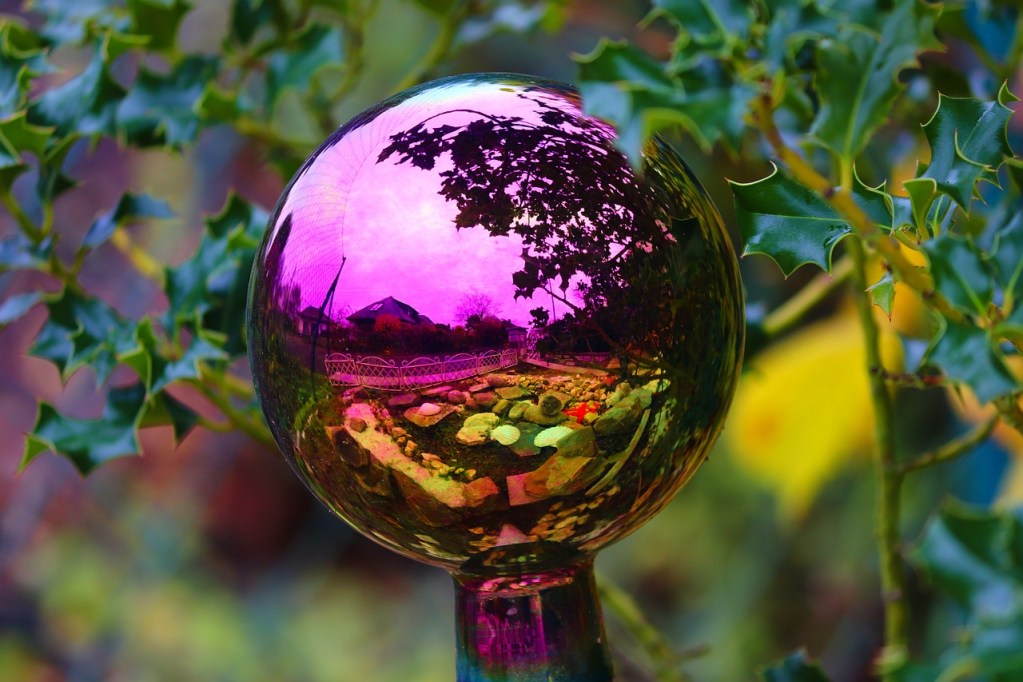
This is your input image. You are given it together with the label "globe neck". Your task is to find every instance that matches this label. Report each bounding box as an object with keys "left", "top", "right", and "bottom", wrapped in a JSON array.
[{"left": 452, "top": 559, "right": 613, "bottom": 682}]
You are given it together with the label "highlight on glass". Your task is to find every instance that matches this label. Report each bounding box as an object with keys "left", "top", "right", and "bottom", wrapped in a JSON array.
[{"left": 246, "top": 73, "right": 744, "bottom": 681}]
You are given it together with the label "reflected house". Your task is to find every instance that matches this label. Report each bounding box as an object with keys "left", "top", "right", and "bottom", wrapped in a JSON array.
[
  {"left": 296, "top": 305, "right": 332, "bottom": 336},
  {"left": 347, "top": 295, "right": 431, "bottom": 329},
  {"left": 503, "top": 320, "right": 527, "bottom": 347}
]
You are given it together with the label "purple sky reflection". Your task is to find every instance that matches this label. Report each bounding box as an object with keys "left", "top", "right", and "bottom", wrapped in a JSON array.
[{"left": 271, "top": 80, "right": 588, "bottom": 327}]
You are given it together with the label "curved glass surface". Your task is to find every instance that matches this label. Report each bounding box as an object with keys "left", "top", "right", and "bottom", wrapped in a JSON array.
[{"left": 247, "top": 73, "right": 744, "bottom": 575}]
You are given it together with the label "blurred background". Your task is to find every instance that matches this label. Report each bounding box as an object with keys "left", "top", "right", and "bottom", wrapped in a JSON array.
[{"left": 1, "top": 0, "right": 1021, "bottom": 680}]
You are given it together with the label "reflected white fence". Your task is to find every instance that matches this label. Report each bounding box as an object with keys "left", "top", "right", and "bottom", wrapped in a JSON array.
[{"left": 325, "top": 349, "right": 520, "bottom": 391}]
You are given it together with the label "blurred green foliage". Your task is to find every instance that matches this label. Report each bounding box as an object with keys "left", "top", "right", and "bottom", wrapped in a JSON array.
[{"left": 2, "top": 0, "right": 1023, "bottom": 680}]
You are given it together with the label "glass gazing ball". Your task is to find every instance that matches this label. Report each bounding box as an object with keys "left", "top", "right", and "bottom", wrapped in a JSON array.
[{"left": 246, "top": 73, "right": 744, "bottom": 576}]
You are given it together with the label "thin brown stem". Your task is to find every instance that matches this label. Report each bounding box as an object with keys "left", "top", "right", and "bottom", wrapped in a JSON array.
[
  {"left": 596, "top": 573, "right": 696, "bottom": 682},
  {"left": 849, "top": 219, "right": 908, "bottom": 677},
  {"left": 761, "top": 255, "right": 853, "bottom": 339},
  {"left": 900, "top": 413, "right": 999, "bottom": 473},
  {"left": 188, "top": 378, "right": 273, "bottom": 446},
  {"left": 2, "top": 189, "right": 41, "bottom": 241},
  {"left": 111, "top": 230, "right": 165, "bottom": 284},
  {"left": 391, "top": 0, "right": 471, "bottom": 94}
]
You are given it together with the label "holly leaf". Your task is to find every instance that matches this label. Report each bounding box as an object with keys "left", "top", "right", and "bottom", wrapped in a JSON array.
[
  {"left": 455, "top": 1, "right": 563, "bottom": 48},
  {"left": 868, "top": 271, "right": 895, "bottom": 318},
  {"left": 811, "top": 0, "right": 941, "bottom": 160},
  {"left": 910, "top": 502, "right": 1023, "bottom": 617},
  {"left": 128, "top": 0, "right": 191, "bottom": 52},
  {"left": 577, "top": 39, "right": 674, "bottom": 95},
  {"left": 761, "top": 3, "right": 841, "bottom": 72},
  {"left": 927, "top": 320, "right": 1016, "bottom": 403},
  {"left": 22, "top": 383, "right": 147, "bottom": 474},
  {"left": 29, "top": 288, "right": 138, "bottom": 382},
  {"left": 649, "top": 0, "right": 753, "bottom": 46},
  {"left": 920, "top": 87, "right": 1017, "bottom": 209},
  {"left": 0, "top": 234, "right": 52, "bottom": 271},
  {"left": 230, "top": 0, "right": 274, "bottom": 45},
  {"left": 34, "top": 133, "right": 80, "bottom": 204},
  {"left": 80, "top": 192, "right": 174, "bottom": 251},
  {"left": 576, "top": 39, "right": 753, "bottom": 163},
  {"left": 265, "top": 24, "right": 344, "bottom": 109},
  {"left": 761, "top": 650, "right": 832, "bottom": 682},
  {"left": 902, "top": 504, "right": 1023, "bottom": 680},
  {"left": 987, "top": 196, "right": 1023, "bottom": 300},
  {"left": 117, "top": 56, "right": 220, "bottom": 147},
  {"left": 122, "top": 317, "right": 226, "bottom": 395},
  {"left": 673, "top": 61, "right": 756, "bottom": 153},
  {"left": 0, "top": 20, "right": 52, "bottom": 118},
  {"left": 996, "top": 303, "right": 1023, "bottom": 349},
  {"left": 139, "top": 389, "right": 198, "bottom": 442},
  {"left": 902, "top": 177, "right": 938, "bottom": 233},
  {"left": 0, "top": 111, "right": 53, "bottom": 158},
  {"left": 731, "top": 166, "right": 891, "bottom": 276},
  {"left": 923, "top": 235, "right": 993, "bottom": 315},
  {"left": 0, "top": 291, "right": 42, "bottom": 326},
  {"left": 27, "top": 0, "right": 124, "bottom": 45},
  {"left": 29, "top": 41, "right": 127, "bottom": 137},
  {"left": 0, "top": 132, "right": 24, "bottom": 191},
  {"left": 195, "top": 83, "right": 239, "bottom": 123},
  {"left": 163, "top": 193, "right": 268, "bottom": 351}
]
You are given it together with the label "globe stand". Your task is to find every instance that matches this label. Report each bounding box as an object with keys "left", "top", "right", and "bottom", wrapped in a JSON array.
[
  {"left": 246, "top": 72, "right": 745, "bottom": 682},
  {"left": 454, "top": 560, "right": 613, "bottom": 682}
]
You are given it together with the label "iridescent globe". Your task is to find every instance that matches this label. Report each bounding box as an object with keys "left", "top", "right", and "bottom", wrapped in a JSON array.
[{"left": 247, "top": 73, "right": 743, "bottom": 679}]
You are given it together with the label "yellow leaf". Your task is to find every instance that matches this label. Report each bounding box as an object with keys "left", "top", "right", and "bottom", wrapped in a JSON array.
[{"left": 723, "top": 307, "right": 902, "bottom": 520}]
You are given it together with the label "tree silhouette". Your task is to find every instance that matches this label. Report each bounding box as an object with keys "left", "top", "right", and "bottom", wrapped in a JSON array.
[
  {"left": 376, "top": 89, "right": 707, "bottom": 368},
  {"left": 454, "top": 290, "right": 501, "bottom": 325}
]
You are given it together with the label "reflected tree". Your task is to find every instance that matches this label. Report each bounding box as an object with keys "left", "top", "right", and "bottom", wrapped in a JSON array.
[{"left": 376, "top": 89, "right": 704, "bottom": 368}]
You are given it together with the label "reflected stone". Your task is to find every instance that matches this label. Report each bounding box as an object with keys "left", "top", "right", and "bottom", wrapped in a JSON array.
[
  {"left": 495, "top": 386, "right": 527, "bottom": 400},
  {"left": 507, "top": 401, "right": 530, "bottom": 421},
  {"left": 457, "top": 412, "right": 501, "bottom": 445},
  {"left": 534, "top": 425, "right": 575, "bottom": 448},
  {"left": 490, "top": 424, "right": 521, "bottom": 446}
]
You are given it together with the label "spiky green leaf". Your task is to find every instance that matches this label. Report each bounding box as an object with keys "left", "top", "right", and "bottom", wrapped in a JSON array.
[
  {"left": 923, "top": 235, "right": 993, "bottom": 315},
  {"left": 128, "top": 0, "right": 192, "bottom": 52},
  {"left": 910, "top": 502, "right": 1023, "bottom": 617},
  {"left": 650, "top": 0, "right": 753, "bottom": 45},
  {"left": 731, "top": 167, "right": 890, "bottom": 276},
  {"left": 0, "top": 20, "right": 51, "bottom": 118},
  {"left": 868, "top": 271, "right": 895, "bottom": 318},
  {"left": 927, "top": 321, "right": 1016, "bottom": 403},
  {"left": 27, "top": 0, "right": 123, "bottom": 45},
  {"left": 0, "top": 234, "right": 52, "bottom": 271},
  {"left": 139, "top": 389, "right": 199, "bottom": 442},
  {"left": 265, "top": 24, "right": 344, "bottom": 109},
  {"left": 902, "top": 177, "right": 938, "bottom": 233},
  {"left": 22, "top": 383, "right": 147, "bottom": 474},
  {"left": 0, "top": 291, "right": 42, "bottom": 326},
  {"left": 81, "top": 192, "right": 174, "bottom": 251},
  {"left": 117, "top": 56, "right": 219, "bottom": 147},
  {"left": 29, "top": 288, "right": 138, "bottom": 382},
  {"left": 163, "top": 193, "right": 267, "bottom": 352},
  {"left": 811, "top": 0, "right": 941, "bottom": 160},
  {"left": 0, "top": 111, "right": 53, "bottom": 158},
  {"left": 123, "top": 318, "right": 226, "bottom": 395},
  {"left": 576, "top": 39, "right": 753, "bottom": 164},
  {"left": 920, "top": 89, "right": 1016, "bottom": 208},
  {"left": 28, "top": 42, "right": 127, "bottom": 136}
]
